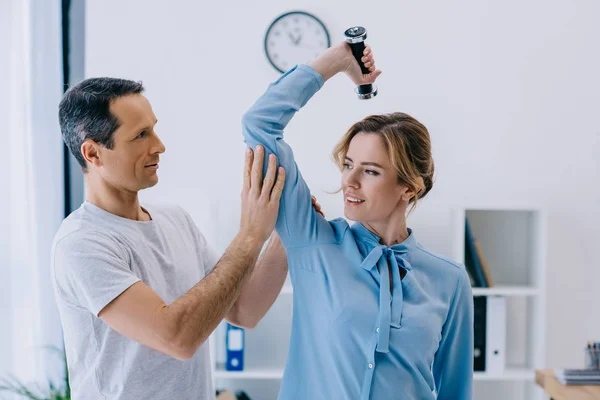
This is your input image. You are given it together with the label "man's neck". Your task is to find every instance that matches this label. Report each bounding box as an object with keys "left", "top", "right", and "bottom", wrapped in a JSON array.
[{"left": 85, "top": 176, "right": 150, "bottom": 221}]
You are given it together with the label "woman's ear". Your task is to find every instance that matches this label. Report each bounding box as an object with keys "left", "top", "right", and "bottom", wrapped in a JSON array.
[
  {"left": 403, "top": 176, "right": 425, "bottom": 201},
  {"left": 402, "top": 187, "right": 416, "bottom": 202}
]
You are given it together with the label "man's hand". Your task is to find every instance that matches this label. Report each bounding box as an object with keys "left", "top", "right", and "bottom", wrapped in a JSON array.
[
  {"left": 239, "top": 145, "right": 285, "bottom": 244},
  {"left": 311, "top": 195, "right": 324, "bottom": 217}
]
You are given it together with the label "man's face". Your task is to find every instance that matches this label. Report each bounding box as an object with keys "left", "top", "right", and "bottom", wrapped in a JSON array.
[{"left": 94, "top": 94, "right": 165, "bottom": 192}]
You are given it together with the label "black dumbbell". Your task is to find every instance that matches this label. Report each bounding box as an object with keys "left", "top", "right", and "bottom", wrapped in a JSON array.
[{"left": 344, "top": 26, "right": 377, "bottom": 100}]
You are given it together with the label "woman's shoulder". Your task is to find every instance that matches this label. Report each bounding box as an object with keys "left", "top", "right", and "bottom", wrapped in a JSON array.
[
  {"left": 315, "top": 218, "right": 350, "bottom": 244},
  {"left": 413, "top": 244, "right": 472, "bottom": 302},
  {"left": 319, "top": 217, "right": 351, "bottom": 244},
  {"left": 285, "top": 217, "right": 351, "bottom": 249},
  {"left": 414, "top": 243, "right": 465, "bottom": 275}
]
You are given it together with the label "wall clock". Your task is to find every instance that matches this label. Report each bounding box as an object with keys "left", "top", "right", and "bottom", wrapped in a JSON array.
[{"left": 264, "top": 11, "right": 331, "bottom": 73}]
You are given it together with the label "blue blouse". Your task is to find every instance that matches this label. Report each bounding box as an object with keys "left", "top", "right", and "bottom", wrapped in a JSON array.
[{"left": 242, "top": 64, "right": 473, "bottom": 400}]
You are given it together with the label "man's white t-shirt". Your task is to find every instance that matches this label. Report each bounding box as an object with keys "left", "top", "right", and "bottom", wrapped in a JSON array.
[{"left": 51, "top": 201, "right": 219, "bottom": 400}]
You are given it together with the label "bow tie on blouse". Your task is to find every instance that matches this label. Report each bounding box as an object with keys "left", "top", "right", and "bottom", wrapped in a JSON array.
[{"left": 356, "top": 227, "right": 414, "bottom": 354}]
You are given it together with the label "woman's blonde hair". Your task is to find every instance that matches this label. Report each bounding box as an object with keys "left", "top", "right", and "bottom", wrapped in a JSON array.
[{"left": 332, "top": 112, "right": 434, "bottom": 213}]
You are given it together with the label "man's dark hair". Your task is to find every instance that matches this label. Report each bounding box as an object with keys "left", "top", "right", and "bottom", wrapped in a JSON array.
[{"left": 59, "top": 77, "right": 145, "bottom": 171}]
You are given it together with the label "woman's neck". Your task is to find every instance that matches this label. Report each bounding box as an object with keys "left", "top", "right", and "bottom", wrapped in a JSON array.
[{"left": 364, "top": 213, "right": 409, "bottom": 247}]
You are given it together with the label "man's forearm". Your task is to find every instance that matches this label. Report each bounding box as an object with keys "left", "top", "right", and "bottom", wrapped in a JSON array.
[
  {"left": 160, "top": 233, "right": 263, "bottom": 357},
  {"left": 228, "top": 233, "right": 288, "bottom": 328}
]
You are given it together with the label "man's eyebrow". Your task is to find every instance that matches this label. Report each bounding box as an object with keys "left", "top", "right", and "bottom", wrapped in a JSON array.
[{"left": 135, "top": 118, "right": 158, "bottom": 133}]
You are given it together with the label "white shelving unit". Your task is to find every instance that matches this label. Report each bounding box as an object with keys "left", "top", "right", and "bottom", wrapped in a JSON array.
[
  {"left": 214, "top": 369, "right": 284, "bottom": 380},
  {"left": 211, "top": 207, "right": 547, "bottom": 400},
  {"left": 283, "top": 285, "right": 541, "bottom": 297},
  {"left": 215, "top": 366, "right": 537, "bottom": 382},
  {"left": 471, "top": 286, "right": 539, "bottom": 297},
  {"left": 455, "top": 208, "right": 547, "bottom": 400},
  {"left": 210, "top": 283, "right": 294, "bottom": 399},
  {"left": 474, "top": 367, "right": 535, "bottom": 381},
  {"left": 279, "top": 285, "right": 293, "bottom": 295}
]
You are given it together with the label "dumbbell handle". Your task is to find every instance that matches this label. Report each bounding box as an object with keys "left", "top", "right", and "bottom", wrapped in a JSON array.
[
  {"left": 348, "top": 41, "right": 370, "bottom": 75},
  {"left": 349, "top": 41, "right": 374, "bottom": 96}
]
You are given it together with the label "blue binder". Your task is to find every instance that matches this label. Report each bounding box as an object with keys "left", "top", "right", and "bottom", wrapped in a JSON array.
[{"left": 225, "top": 323, "right": 244, "bottom": 371}]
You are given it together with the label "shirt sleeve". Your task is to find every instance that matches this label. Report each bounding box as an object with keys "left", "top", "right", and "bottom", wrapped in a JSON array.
[
  {"left": 432, "top": 268, "right": 474, "bottom": 400},
  {"left": 52, "top": 231, "right": 141, "bottom": 316},
  {"left": 201, "top": 243, "right": 220, "bottom": 276},
  {"left": 241, "top": 64, "right": 334, "bottom": 249},
  {"left": 179, "top": 206, "right": 220, "bottom": 276}
]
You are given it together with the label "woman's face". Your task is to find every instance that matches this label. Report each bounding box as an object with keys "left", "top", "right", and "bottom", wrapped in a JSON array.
[{"left": 341, "top": 132, "right": 413, "bottom": 224}]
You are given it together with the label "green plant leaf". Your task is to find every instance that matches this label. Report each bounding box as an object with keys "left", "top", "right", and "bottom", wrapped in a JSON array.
[{"left": 0, "top": 345, "right": 70, "bottom": 400}]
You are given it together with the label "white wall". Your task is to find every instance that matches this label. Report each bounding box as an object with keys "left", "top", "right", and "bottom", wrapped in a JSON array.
[{"left": 86, "top": 0, "right": 600, "bottom": 392}]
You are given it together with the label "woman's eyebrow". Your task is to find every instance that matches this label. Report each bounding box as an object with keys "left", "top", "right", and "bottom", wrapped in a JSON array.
[{"left": 346, "top": 156, "right": 384, "bottom": 168}]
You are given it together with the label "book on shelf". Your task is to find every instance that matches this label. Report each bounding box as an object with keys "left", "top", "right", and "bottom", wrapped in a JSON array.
[
  {"left": 474, "top": 239, "right": 494, "bottom": 287},
  {"left": 465, "top": 218, "right": 494, "bottom": 288},
  {"left": 554, "top": 368, "right": 600, "bottom": 385}
]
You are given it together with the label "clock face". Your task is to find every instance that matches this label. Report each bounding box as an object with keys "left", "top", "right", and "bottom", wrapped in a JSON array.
[{"left": 264, "top": 11, "right": 331, "bottom": 73}]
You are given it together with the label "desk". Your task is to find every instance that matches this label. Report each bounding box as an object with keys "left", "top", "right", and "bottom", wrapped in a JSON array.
[{"left": 536, "top": 370, "right": 600, "bottom": 400}]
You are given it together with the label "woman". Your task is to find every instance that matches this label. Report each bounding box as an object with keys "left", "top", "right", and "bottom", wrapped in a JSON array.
[{"left": 242, "top": 42, "right": 473, "bottom": 400}]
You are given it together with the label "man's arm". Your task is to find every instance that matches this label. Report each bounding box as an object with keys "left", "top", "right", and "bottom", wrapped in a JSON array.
[
  {"left": 227, "top": 197, "right": 324, "bottom": 329},
  {"left": 225, "top": 232, "right": 287, "bottom": 329},
  {"left": 99, "top": 146, "right": 285, "bottom": 360}
]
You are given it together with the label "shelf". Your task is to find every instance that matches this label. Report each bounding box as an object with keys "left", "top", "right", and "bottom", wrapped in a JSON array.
[
  {"left": 474, "top": 367, "right": 535, "bottom": 381},
  {"left": 280, "top": 285, "right": 293, "bottom": 295},
  {"left": 215, "top": 367, "right": 534, "bottom": 381},
  {"left": 283, "top": 285, "right": 539, "bottom": 297},
  {"left": 214, "top": 368, "right": 284, "bottom": 380},
  {"left": 471, "top": 286, "right": 539, "bottom": 297}
]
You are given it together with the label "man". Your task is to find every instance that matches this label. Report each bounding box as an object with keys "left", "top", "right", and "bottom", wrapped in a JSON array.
[{"left": 52, "top": 78, "right": 300, "bottom": 399}]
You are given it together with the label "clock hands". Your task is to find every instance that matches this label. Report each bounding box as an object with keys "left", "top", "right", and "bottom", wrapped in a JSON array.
[
  {"left": 287, "top": 32, "right": 303, "bottom": 45},
  {"left": 287, "top": 32, "right": 296, "bottom": 44}
]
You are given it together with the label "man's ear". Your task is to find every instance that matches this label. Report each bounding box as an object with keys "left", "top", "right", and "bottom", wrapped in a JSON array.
[{"left": 81, "top": 139, "right": 102, "bottom": 168}]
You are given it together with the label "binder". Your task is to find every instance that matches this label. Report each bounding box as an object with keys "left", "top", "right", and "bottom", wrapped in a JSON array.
[
  {"left": 473, "top": 296, "right": 486, "bottom": 371},
  {"left": 485, "top": 296, "right": 506, "bottom": 373},
  {"left": 473, "top": 296, "right": 506, "bottom": 373},
  {"left": 215, "top": 321, "right": 226, "bottom": 369},
  {"left": 225, "top": 323, "right": 245, "bottom": 371}
]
